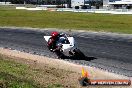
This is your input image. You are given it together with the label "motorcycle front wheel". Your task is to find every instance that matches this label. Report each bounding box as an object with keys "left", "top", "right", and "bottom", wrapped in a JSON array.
[{"left": 55, "top": 49, "right": 65, "bottom": 59}]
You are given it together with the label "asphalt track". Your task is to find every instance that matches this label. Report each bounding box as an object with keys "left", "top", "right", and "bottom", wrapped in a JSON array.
[{"left": 0, "top": 28, "right": 132, "bottom": 77}]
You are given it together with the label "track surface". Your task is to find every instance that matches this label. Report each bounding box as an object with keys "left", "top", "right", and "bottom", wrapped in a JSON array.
[{"left": 0, "top": 28, "right": 132, "bottom": 77}]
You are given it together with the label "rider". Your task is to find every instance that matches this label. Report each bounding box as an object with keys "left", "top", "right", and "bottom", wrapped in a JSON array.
[
  {"left": 47, "top": 31, "right": 60, "bottom": 51},
  {"left": 47, "top": 32, "right": 69, "bottom": 52}
]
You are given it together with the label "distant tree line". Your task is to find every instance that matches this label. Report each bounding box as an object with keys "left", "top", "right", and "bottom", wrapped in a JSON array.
[
  {"left": 0, "top": 0, "right": 71, "bottom": 5},
  {"left": 9, "top": 0, "right": 38, "bottom": 4},
  {"left": 10, "top": 0, "right": 24, "bottom": 4},
  {"left": 85, "top": 0, "right": 103, "bottom": 8},
  {"left": 0, "top": 0, "right": 102, "bottom": 8}
]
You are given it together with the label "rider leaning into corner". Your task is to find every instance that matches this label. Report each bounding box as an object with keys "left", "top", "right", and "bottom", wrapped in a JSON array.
[{"left": 47, "top": 31, "right": 69, "bottom": 52}]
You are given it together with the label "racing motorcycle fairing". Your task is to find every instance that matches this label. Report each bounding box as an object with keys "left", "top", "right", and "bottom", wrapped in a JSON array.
[
  {"left": 44, "top": 35, "right": 84, "bottom": 59},
  {"left": 44, "top": 36, "right": 75, "bottom": 52}
]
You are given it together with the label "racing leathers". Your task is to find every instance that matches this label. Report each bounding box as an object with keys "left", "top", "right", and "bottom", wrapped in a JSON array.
[
  {"left": 47, "top": 33, "right": 69, "bottom": 52},
  {"left": 47, "top": 36, "right": 59, "bottom": 52}
]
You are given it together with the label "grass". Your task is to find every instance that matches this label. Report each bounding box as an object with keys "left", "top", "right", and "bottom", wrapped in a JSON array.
[
  {"left": 0, "top": 54, "right": 40, "bottom": 88},
  {"left": 0, "top": 54, "right": 71, "bottom": 88},
  {"left": 0, "top": 54, "right": 129, "bottom": 88},
  {"left": 0, "top": 6, "right": 132, "bottom": 34}
]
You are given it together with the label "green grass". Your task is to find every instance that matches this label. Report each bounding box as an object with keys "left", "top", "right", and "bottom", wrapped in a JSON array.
[
  {"left": 0, "top": 55, "right": 41, "bottom": 88},
  {"left": 0, "top": 54, "right": 64, "bottom": 88},
  {"left": 0, "top": 6, "right": 132, "bottom": 34}
]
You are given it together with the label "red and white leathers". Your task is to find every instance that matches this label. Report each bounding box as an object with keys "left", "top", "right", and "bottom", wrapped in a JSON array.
[{"left": 47, "top": 32, "right": 59, "bottom": 51}]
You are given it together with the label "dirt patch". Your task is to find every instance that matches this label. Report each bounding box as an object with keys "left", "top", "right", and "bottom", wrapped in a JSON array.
[{"left": 0, "top": 47, "right": 131, "bottom": 88}]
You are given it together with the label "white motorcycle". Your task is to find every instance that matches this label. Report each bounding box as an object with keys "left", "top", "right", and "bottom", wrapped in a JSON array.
[{"left": 44, "top": 35, "right": 85, "bottom": 59}]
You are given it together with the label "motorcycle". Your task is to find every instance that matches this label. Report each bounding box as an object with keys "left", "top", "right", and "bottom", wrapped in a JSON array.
[{"left": 44, "top": 34, "right": 85, "bottom": 59}]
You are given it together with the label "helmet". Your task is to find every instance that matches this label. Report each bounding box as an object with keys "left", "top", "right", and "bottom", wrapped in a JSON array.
[{"left": 51, "top": 32, "right": 59, "bottom": 38}]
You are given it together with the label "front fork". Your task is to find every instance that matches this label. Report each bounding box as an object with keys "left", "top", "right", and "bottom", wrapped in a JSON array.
[{"left": 69, "top": 46, "right": 77, "bottom": 56}]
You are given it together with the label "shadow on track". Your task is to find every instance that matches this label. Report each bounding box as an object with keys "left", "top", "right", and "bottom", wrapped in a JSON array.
[
  {"left": 53, "top": 48, "right": 97, "bottom": 61},
  {"left": 59, "top": 53, "right": 97, "bottom": 61},
  {"left": 65, "top": 56, "right": 97, "bottom": 61}
]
